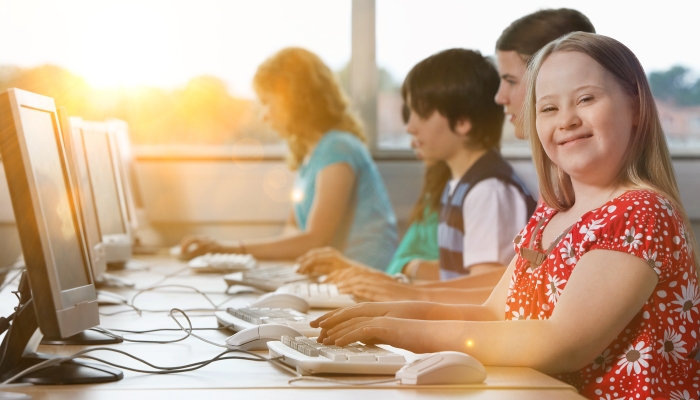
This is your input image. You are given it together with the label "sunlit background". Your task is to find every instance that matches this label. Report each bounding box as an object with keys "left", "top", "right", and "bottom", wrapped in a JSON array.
[{"left": 1, "top": 0, "right": 699, "bottom": 150}]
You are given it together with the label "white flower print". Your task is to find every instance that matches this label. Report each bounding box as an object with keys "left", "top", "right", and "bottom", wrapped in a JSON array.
[
  {"left": 657, "top": 328, "right": 687, "bottom": 363},
  {"left": 598, "top": 395, "right": 625, "bottom": 400},
  {"left": 671, "top": 281, "right": 700, "bottom": 322},
  {"left": 511, "top": 307, "right": 528, "bottom": 320},
  {"left": 644, "top": 250, "right": 662, "bottom": 275},
  {"left": 591, "top": 348, "right": 612, "bottom": 370},
  {"left": 559, "top": 240, "right": 577, "bottom": 265},
  {"left": 545, "top": 274, "right": 566, "bottom": 304},
  {"left": 616, "top": 341, "right": 652, "bottom": 375},
  {"left": 620, "top": 226, "right": 643, "bottom": 250},
  {"left": 659, "top": 197, "right": 675, "bottom": 216},
  {"left": 579, "top": 218, "right": 606, "bottom": 243},
  {"left": 670, "top": 390, "right": 693, "bottom": 400}
]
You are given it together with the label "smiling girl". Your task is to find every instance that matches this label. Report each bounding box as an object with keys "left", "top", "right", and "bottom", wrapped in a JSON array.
[{"left": 312, "top": 33, "right": 700, "bottom": 399}]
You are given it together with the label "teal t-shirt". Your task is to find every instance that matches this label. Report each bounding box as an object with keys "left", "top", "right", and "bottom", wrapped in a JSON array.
[
  {"left": 385, "top": 206, "right": 440, "bottom": 275},
  {"left": 293, "top": 131, "right": 398, "bottom": 270}
]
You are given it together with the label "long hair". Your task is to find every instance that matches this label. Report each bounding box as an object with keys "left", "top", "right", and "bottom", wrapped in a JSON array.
[
  {"left": 253, "top": 47, "right": 365, "bottom": 170},
  {"left": 523, "top": 31, "right": 700, "bottom": 275},
  {"left": 409, "top": 161, "right": 451, "bottom": 223}
]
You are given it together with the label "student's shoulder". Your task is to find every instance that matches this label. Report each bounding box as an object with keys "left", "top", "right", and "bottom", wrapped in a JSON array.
[
  {"left": 319, "top": 130, "right": 366, "bottom": 153},
  {"left": 464, "top": 178, "right": 527, "bottom": 205}
]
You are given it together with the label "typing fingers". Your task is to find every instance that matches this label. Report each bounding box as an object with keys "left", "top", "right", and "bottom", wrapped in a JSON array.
[
  {"left": 309, "top": 308, "right": 344, "bottom": 328},
  {"left": 315, "top": 303, "right": 387, "bottom": 331},
  {"left": 321, "top": 317, "right": 377, "bottom": 344}
]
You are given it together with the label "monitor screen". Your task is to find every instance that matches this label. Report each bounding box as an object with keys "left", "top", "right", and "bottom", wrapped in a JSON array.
[
  {"left": 81, "top": 131, "right": 127, "bottom": 236},
  {"left": 19, "top": 105, "right": 90, "bottom": 290}
]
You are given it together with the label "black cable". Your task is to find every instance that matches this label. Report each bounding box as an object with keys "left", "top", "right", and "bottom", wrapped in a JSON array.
[
  {"left": 99, "top": 284, "right": 239, "bottom": 316},
  {"left": 0, "top": 312, "right": 15, "bottom": 336},
  {"left": 1, "top": 346, "right": 288, "bottom": 385},
  {"left": 105, "top": 327, "right": 227, "bottom": 334}
]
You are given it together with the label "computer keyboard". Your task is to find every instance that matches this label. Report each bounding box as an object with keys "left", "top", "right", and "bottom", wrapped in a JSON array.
[
  {"left": 276, "top": 282, "right": 356, "bottom": 309},
  {"left": 215, "top": 307, "right": 320, "bottom": 337},
  {"left": 188, "top": 253, "right": 256, "bottom": 273},
  {"left": 268, "top": 336, "right": 407, "bottom": 375},
  {"left": 223, "top": 264, "right": 310, "bottom": 292}
]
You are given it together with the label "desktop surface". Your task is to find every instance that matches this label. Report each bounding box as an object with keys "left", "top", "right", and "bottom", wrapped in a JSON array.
[{"left": 0, "top": 253, "right": 584, "bottom": 400}]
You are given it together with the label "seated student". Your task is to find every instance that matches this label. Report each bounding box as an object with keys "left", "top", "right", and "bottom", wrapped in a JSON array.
[
  {"left": 179, "top": 47, "right": 398, "bottom": 270},
  {"left": 301, "top": 49, "right": 535, "bottom": 301},
  {"left": 299, "top": 8, "right": 596, "bottom": 304},
  {"left": 312, "top": 32, "right": 700, "bottom": 400},
  {"left": 297, "top": 106, "right": 451, "bottom": 282}
]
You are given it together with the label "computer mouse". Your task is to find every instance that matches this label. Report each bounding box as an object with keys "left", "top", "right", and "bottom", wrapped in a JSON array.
[
  {"left": 226, "top": 324, "right": 303, "bottom": 350},
  {"left": 169, "top": 245, "right": 182, "bottom": 258},
  {"left": 395, "top": 351, "right": 487, "bottom": 385},
  {"left": 248, "top": 292, "right": 309, "bottom": 313}
]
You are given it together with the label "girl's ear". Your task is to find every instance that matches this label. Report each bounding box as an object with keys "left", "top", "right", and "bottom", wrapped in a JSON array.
[{"left": 454, "top": 118, "right": 472, "bottom": 137}]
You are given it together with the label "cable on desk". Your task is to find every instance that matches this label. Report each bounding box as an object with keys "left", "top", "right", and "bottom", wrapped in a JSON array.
[
  {"left": 0, "top": 346, "right": 284, "bottom": 386},
  {"left": 92, "top": 308, "right": 233, "bottom": 346},
  {"left": 99, "top": 284, "right": 239, "bottom": 316},
  {"left": 138, "top": 265, "right": 191, "bottom": 289}
]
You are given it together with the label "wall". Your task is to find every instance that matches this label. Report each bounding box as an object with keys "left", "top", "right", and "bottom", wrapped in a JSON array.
[{"left": 1, "top": 158, "right": 698, "bottom": 266}]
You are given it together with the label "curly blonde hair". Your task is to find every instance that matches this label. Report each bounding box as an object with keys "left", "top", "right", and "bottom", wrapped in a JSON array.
[{"left": 253, "top": 47, "right": 365, "bottom": 170}]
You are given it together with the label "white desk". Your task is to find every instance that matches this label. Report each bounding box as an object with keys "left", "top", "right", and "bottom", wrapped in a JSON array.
[{"left": 0, "top": 254, "right": 585, "bottom": 400}]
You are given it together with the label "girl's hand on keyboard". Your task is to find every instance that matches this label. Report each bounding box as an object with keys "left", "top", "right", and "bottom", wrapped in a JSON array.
[
  {"left": 179, "top": 235, "right": 221, "bottom": 260},
  {"left": 336, "top": 278, "right": 421, "bottom": 302},
  {"left": 297, "top": 247, "right": 368, "bottom": 275},
  {"left": 311, "top": 301, "right": 462, "bottom": 339},
  {"left": 319, "top": 316, "right": 433, "bottom": 351},
  {"left": 324, "top": 266, "right": 393, "bottom": 284}
]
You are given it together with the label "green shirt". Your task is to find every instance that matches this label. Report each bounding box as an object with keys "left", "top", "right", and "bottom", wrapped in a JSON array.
[{"left": 385, "top": 207, "right": 440, "bottom": 275}]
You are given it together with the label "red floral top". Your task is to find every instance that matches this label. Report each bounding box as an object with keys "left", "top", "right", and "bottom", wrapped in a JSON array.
[{"left": 508, "top": 190, "right": 700, "bottom": 400}]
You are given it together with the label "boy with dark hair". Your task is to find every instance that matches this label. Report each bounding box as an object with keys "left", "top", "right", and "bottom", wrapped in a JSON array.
[{"left": 402, "top": 48, "right": 536, "bottom": 279}]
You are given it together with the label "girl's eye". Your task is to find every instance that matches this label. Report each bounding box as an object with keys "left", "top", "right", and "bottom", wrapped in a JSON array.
[
  {"left": 579, "top": 95, "right": 594, "bottom": 104},
  {"left": 540, "top": 106, "right": 557, "bottom": 113},
  {"left": 507, "top": 79, "right": 517, "bottom": 86}
]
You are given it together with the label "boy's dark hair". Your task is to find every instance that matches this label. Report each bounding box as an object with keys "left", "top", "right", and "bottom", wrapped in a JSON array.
[
  {"left": 496, "top": 8, "right": 595, "bottom": 57},
  {"left": 402, "top": 49, "right": 503, "bottom": 150}
]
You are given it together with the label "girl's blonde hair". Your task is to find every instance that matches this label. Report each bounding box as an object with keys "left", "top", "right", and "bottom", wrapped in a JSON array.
[
  {"left": 523, "top": 32, "right": 699, "bottom": 275},
  {"left": 253, "top": 47, "right": 365, "bottom": 170}
]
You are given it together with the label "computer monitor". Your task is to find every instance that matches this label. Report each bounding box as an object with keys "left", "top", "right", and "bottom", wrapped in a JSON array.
[
  {"left": 61, "top": 115, "right": 134, "bottom": 288},
  {"left": 57, "top": 112, "right": 107, "bottom": 281},
  {"left": 107, "top": 120, "right": 139, "bottom": 233},
  {"left": 80, "top": 121, "right": 133, "bottom": 269},
  {"left": 0, "top": 88, "right": 122, "bottom": 384},
  {"left": 107, "top": 119, "right": 162, "bottom": 251}
]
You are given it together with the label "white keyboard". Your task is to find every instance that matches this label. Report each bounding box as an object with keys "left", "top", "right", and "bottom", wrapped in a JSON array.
[
  {"left": 215, "top": 307, "right": 320, "bottom": 337},
  {"left": 223, "top": 265, "right": 310, "bottom": 292},
  {"left": 268, "top": 336, "right": 406, "bottom": 375},
  {"left": 276, "top": 283, "right": 356, "bottom": 309},
  {"left": 188, "top": 253, "right": 256, "bottom": 273}
]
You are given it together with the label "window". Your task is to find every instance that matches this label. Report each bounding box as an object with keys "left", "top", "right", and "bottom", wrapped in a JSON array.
[
  {"left": 373, "top": 0, "right": 700, "bottom": 156},
  {"left": 0, "top": 0, "right": 351, "bottom": 157}
]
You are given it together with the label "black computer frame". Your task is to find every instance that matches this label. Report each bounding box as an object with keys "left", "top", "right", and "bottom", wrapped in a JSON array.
[
  {"left": 80, "top": 121, "right": 133, "bottom": 268},
  {"left": 0, "top": 88, "right": 122, "bottom": 384}
]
